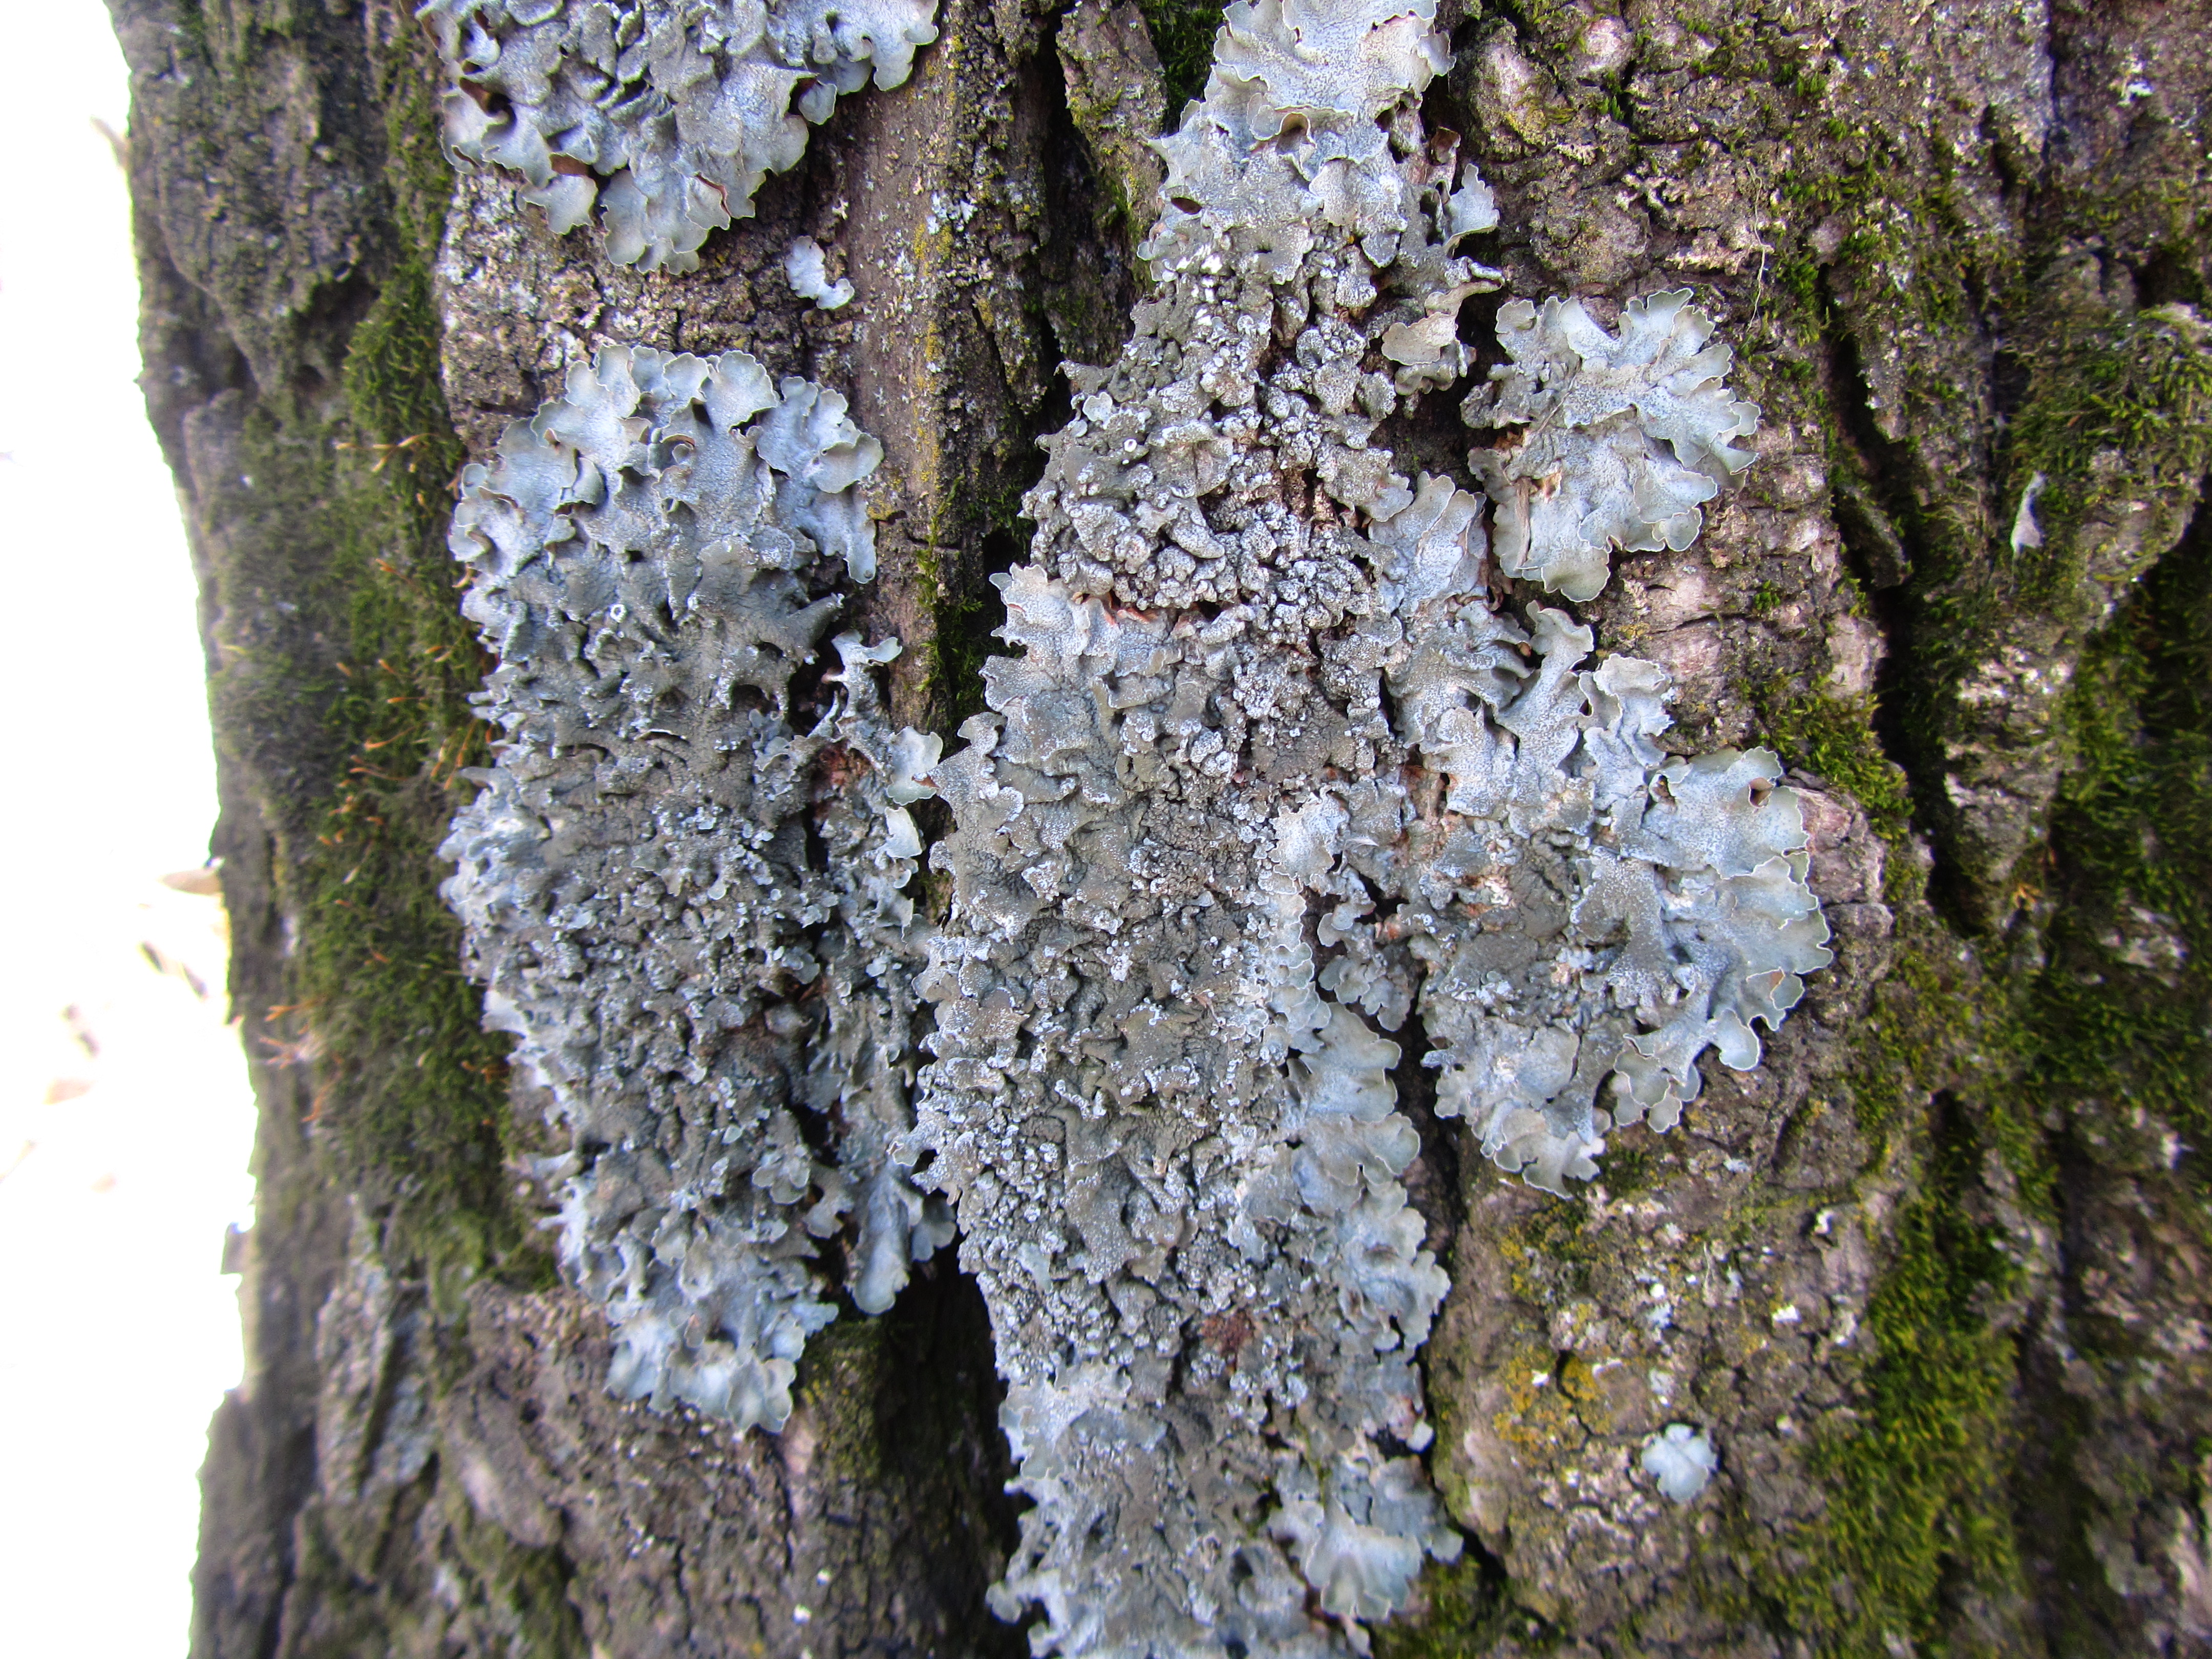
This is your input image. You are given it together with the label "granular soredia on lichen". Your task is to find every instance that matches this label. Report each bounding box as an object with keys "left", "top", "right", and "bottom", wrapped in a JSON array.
[
  {"left": 420, "top": 0, "right": 940, "bottom": 272},
  {"left": 440, "top": 347, "right": 949, "bottom": 1433},
  {"left": 904, "top": 0, "right": 1830, "bottom": 1649}
]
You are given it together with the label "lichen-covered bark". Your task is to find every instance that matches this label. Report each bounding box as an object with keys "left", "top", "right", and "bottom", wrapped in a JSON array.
[
  {"left": 121, "top": 0, "right": 1084, "bottom": 1650},
  {"left": 1399, "top": 2, "right": 2212, "bottom": 1653},
  {"left": 119, "top": 0, "right": 2210, "bottom": 1653}
]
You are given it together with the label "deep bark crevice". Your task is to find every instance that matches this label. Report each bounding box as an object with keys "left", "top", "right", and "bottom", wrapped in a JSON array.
[
  {"left": 850, "top": 1259, "right": 1030, "bottom": 1652},
  {"left": 1815, "top": 279, "right": 1969, "bottom": 910}
]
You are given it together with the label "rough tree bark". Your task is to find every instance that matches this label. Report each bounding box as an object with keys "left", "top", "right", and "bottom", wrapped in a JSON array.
[{"left": 115, "top": 0, "right": 2210, "bottom": 1652}]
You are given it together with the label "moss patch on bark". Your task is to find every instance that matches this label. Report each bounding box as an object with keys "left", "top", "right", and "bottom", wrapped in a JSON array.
[{"left": 275, "top": 25, "right": 542, "bottom": 1292}]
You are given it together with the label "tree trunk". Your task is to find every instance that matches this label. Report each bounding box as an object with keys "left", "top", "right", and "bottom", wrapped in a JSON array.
[{"left": 116, "top": 0, "right": 2211, "bottom": 1652}]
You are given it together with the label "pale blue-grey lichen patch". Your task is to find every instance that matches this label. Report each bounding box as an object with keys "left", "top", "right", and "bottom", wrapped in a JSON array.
[
  {"left": 1465, "top": 290, "right": 1763, "bottom": 602},
  {"left": 421, "top": 0, "right": 940, "bottom": 272},
  {"left": 433, "top": 0, "right": 1824, "bottom": 1642},
  {"left": 1642, "top": 1423, "right": 1719, "bottom": 1504},
  {"left": 904, "top": 0, "right": 1826, "bottom": 1649},
  {"left": 440, "top": 346, "right": 946, "bottom": 1432},
  {"left": 784, "top": 235, "right": 856, "bottom": 309}
]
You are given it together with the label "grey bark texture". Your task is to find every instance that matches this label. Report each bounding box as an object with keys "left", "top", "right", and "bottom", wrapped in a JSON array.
[{"left": 115, "top": 0, "right": 2212, "bottom": 1653}]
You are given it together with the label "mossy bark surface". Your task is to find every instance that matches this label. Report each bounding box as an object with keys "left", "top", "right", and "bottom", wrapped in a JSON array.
[{"left": 117, "top": 0, "right": 2212, "bottom": 1652}]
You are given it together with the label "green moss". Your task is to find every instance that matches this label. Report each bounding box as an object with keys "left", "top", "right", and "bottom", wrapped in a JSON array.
[
  {"left": 1133, "top": 0, "right": 1222, "bottom": 115},
  {"left": 175, "top": 0, "right": 208, "bottom": 55},
  {"left": 253, "top": 399, "right": 528, "bottom": 1289},
  {"left": 2004, "top": 311, "right": 2212, "bottom": 607},
  {"left": 1496, "top": 6, "right": 2209, "bottom": 1651},
  {"left": 795, "top": 1317, "right": 889, "bottom": 1480},
  {"left": 1814, "top": 1112, "right": 2022, "bottom": 1640},
  {"left": 1738, "top": 485, "right": 2212, "bottom": 1653},
  {"left": 371, "top": 17, "right": 459, "bottom": 258},
  {"left": 920, "top": 473, "right": 1035, "bottom": 734},
  {"left": 343, "top": 257, "right": 460, "bottom": 466},
  {"left": 2023, "top": 493, "right": 2212, "bottom": 1159},
  {"left": 1749, "top": 679, "right": 1915, "bottom": 874},
  {"left": 926, "top": 586, "right": 1004, "bottom": 732},
  {"left": 1680, "top": 914, "right": 2037, "bottom": 1652},
  {"left": 1720, "top": 1114, "right": 2022, "bottom": 1656},
  {"left": 1497, "top": 1188, "right": 1596, "bottom": 1302},
  {"left": 1860, "top": 919, "right": 2049, "bottom": 1196},
  {"left": 1703, "top": 549, "right": 2212, "bottom": 1647},
  {"left": 262, "top": 29, "right": 542, "bottom": 1292},
  {"left": 1373, "top": 1552, "right": 1532, "bottom": 1658},
  {"left": 1778, "top": 132, "right": 1998, "bottom": 340},
  {"left": 1592, "top": 1141, "right": 1661, "bottom": 1197},
  {"left": 436, "top": 1483, "right": 590, "bottom": 1656},
  {"left": 287, "top": 1468, "right": 588, "bottom": 1656},
  {"left": 1796, "top": 181, "right": 2210, "bottom": 911}
]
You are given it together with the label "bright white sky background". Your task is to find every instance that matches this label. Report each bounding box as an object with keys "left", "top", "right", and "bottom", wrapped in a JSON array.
[{"left": 0, "top": 0, "right": 261, "bottom": 1650}]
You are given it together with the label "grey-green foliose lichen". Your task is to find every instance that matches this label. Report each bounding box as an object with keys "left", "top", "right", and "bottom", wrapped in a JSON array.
[
  {"left": 902, "top": 0, "right": 1827, "bottom": 1649},
  {"left": 432, "top": 0, "right": 1830, "bottom": 1650},
  {"left": 420, "top": 0, "right": 940, "bottom": 271},
  {"left": 440, "top": 347, "right": 950, "bottom": 1431}
]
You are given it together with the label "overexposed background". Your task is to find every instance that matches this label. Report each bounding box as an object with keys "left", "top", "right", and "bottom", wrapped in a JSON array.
[{"left": 0, "top": 0, "right": 260, "bottom": 1651}]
